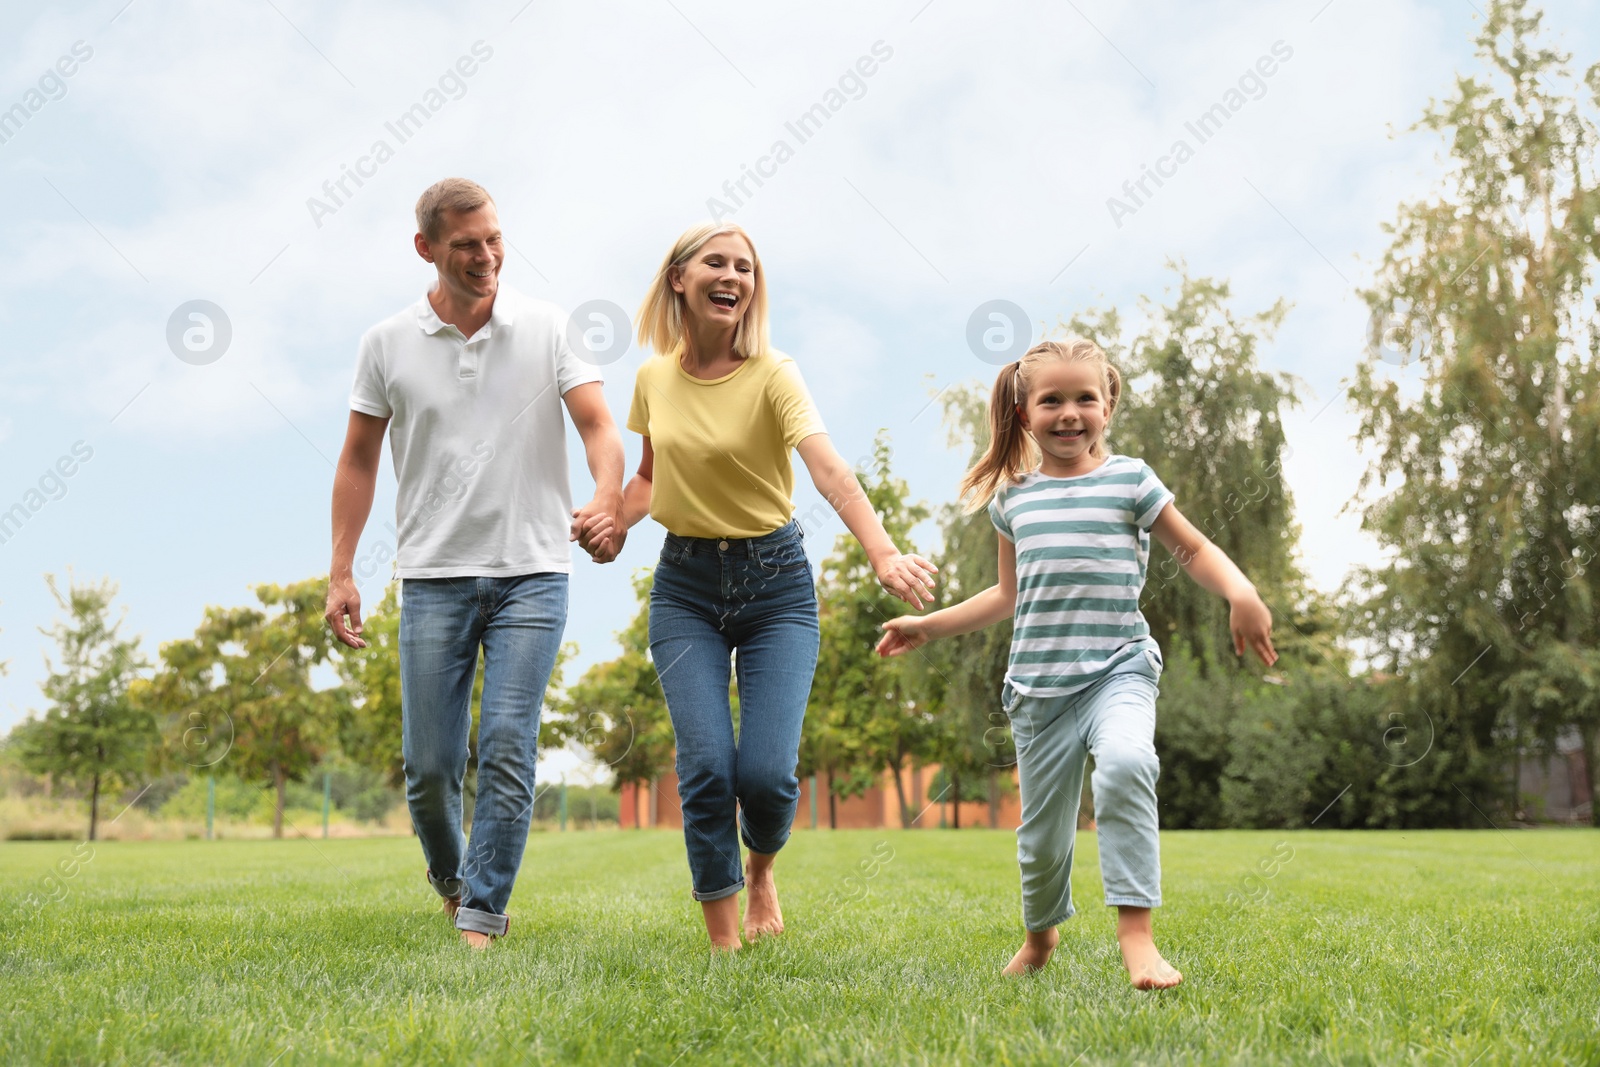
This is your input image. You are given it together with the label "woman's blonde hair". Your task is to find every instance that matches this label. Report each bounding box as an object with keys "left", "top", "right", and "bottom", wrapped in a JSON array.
[
  {"left": 636, "top": 223, "right": 770, "bottom": 359},
  {"left": 957, "top": 337, "right": 1124, "bottom": 513}
]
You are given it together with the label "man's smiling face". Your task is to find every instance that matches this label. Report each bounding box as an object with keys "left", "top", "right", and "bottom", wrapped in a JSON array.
[{"left": 419, "top": 202, "right": 504, "bottom": 303}]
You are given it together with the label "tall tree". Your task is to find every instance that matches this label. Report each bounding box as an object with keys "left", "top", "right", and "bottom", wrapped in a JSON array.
[
  {"left": 333, "top": 582, "right": 404, "bottom": 788},
  {"left": 924, "top": 383, "right": 1020, "bottom": 828},
  {"left": 145, "top": 578, "right": 340, "bottom": 837},
  {"left": 807, "top": 433, "right": 932, "bottom": 828},
  {"left": 1343, "top": 0, "right": 1600, "bottom": 823},
  {"left": 557, "top": 571, "right": 676, "bottom": 825},
  {"left": 14, "top": 574, "right": 153, "bottom": 840},
  {"left": 1062, "top": 267, "right": 1326, "bottom": 678}
]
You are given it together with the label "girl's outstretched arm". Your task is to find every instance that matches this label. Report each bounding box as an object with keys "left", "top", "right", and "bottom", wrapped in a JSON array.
[
  {"left": 876, "top": 532, "right": 1017, "bottom": 657},
  {"left": 797, "top": 434, "right": 938, "bottom": 608},
  {"left": 1148, "top": 501, "right": 1279, "bottom": 666}
]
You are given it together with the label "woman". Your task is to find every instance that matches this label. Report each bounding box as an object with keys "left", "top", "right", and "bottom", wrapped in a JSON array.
[{"left": 576, "top": 222, "right": 936, "bottom": 950}]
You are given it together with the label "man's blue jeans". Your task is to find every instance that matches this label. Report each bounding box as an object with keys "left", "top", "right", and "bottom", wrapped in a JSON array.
[
  {"left": 399, "top": 572, "right": 567, "bottom": 936},
  {"left": 649, "top": 519, "right": 820, "bottom": 901}
]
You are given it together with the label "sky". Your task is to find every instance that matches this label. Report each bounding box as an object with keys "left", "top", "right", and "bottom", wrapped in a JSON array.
[{"left": 2, "top": 0, "right": 1596, "bottom": 787}]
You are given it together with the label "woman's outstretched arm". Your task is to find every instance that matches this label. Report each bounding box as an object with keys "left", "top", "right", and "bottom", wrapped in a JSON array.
[{"left": 796, "top": 433, "right": 938, "bottom": 608}]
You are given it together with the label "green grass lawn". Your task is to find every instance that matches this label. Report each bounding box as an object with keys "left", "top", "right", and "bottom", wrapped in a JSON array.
[{"left": 2, "top": 828, "right": 1597, "bottom": 1065}]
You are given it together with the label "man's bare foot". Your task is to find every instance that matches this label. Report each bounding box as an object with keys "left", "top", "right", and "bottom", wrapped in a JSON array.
[
  {"left": 1116, "top": 906, "right": 1182, "bottom": 990},
  {"left": 702, "top": 893, "right": 742, "bottom": 951},
  {"left": 1003, "top": 927, "right": 1059, "bottom": 975},
  {"left": 742, "top": 852, "right": 784, "bottom": 941},
  {"left": 459, "top": 929, "right": 494, "bottom": 951}
]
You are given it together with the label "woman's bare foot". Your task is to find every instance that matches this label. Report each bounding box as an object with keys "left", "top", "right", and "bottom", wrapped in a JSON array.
[
  {"left": 1115, "top": 906, "right": 1182, "bottom": 989},
  {"left": 1002, "top": 927, "right": 1059, "bottom": 975},
  {"left": 702, "top": 893, "right": 742, "bottom": 951},
  {"left": 742, "top": 852, "right": 784, "bottom": 941},
  {"left": 459, "top": 929, "right": 494, "bottom": 951}
]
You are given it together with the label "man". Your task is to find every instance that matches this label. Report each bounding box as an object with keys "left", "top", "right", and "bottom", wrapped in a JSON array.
[{"left": 325, "top": 178, "right": 624, "bottom": 948}]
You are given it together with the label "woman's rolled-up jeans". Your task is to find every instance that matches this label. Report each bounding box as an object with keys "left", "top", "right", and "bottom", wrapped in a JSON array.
[{"left": 649, "top": 519, "right": 820, "bottom": 901}]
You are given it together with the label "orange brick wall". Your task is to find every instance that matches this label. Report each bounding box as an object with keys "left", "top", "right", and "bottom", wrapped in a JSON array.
[{"left": 617, "top": 763, "right": 1025, "bottom": 831}]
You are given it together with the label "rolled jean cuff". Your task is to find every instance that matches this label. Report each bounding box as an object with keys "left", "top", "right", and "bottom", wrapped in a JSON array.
[
  {"left": 1027, "top": 906, "right": 1075, "bottom": 932},
  {"left": 740, "top": 829, "right": 790, "bottom": 856},
  {"left": 428, "top": 871, "right": 464, "bottom": 899},
  {"left": 1104, "top": 895, "right": 1161, "bottom": 909},
  {"left": 692, "top": 879, "right": 744, "bottom": 903},
  {"left": 454, "top": 906, "right": 509, "bottom": 937}
]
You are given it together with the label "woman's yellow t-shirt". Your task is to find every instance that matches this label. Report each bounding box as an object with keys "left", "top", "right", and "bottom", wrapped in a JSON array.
[{"left": 626, "top": 349, "right": 827, "bottom": 538}]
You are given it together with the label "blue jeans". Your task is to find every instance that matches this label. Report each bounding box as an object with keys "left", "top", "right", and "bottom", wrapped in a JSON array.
[
  {"left": 649, "top": 519, "right": 820, "bottom": 901},
  {"left": 399, "top": 572, "right": 568, "bottom": 936},
  {"left": 1003, "top": 644, "right": 1164, "bottom": 931}
]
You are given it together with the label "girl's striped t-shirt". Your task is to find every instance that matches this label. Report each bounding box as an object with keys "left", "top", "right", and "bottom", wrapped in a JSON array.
[{"left": 988, "top": 454, "right": 1174, "bottom": 697}]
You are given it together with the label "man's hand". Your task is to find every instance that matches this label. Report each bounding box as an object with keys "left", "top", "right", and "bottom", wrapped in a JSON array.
[
  {"left": 570, "top": 493, "right": 624, "bottom": 563},
  {"left": 326, "top": 575, "right": 367, "bottom": 649},
  {"left": 1229, "top": 590, "right": 1278, "bottom": 667}
]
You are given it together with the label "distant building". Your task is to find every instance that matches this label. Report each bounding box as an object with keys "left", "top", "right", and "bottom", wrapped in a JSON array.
[
  {"left": 619, "top": 763, "right": 1030, "bottom": 831},
  {"left": 1515, "top": 728, "right": 1593, "bottom": 824}
]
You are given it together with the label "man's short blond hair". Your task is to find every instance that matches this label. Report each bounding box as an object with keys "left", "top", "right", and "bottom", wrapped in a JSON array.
[{"left": 415, "top": 178, "right": 495, "bottom": 242}]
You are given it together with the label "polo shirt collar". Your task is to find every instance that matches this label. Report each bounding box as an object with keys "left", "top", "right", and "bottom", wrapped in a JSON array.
[{"left": 414, "top": 285, "right": 515, "bottom": 339}]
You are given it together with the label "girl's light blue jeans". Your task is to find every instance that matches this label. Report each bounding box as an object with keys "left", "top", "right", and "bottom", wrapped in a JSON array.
[
  {"left": 1002, "top": 645, "right": 1164, "bottom": 931},
  {"left": 649, "top": 519, "right": 820, "bottom": 902},
  {"left": 399, "top": 572, "right": 568, "bottom": 937}
]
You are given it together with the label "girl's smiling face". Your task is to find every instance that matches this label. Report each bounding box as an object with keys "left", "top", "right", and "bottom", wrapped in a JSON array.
[{"left": 1019, "top": 359, "right": 1110, "bottom": 474}]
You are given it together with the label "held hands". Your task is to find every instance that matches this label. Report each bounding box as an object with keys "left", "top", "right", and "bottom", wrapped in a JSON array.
[
  {"left": 1229, "top": 589, "right": 1279, "bottom": 667},
  {"left": 325, "top": 576, "right": 367, "bottom": 649},
  {"left": 875, "top": 615, "right": 930, "bottom": 658},
  {"left": 571, "top": 494, "right": 625, "bottom": 563},
  {"left": 873, "top": 552, "right": 939, "bottom": 610}
]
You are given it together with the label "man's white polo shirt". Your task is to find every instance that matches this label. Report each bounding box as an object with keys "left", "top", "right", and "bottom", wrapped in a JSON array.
[{"left": 349, "top": 283, "right": 602, "bottom": 579}]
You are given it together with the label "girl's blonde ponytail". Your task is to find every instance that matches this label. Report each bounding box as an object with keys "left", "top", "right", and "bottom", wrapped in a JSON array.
[{"left": 957, "top": 360, "right": 1040, "bottom": 513}]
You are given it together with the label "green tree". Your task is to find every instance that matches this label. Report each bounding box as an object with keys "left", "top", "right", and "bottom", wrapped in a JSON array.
[
  {"left": 1343, "top": 0, "right": 1600, "bottom": 823},
  {"left": 807, "top": 432, "right": 931, "bottom": 827},
  {"left": 144, "top": 578, "right": 340, "bottom": 838},
  {"left": 921, "top": 383, "right": 1020, "bottom": 829},
  {"left": 1062, "top": 267, "right": 1328, "bottom": 676},
  {"left": 333, "top": 582, "right": 404, "bottom": 788},
  {"left": 556, "top": 571, "right": 676, "bottom": 826},
  {"left": 13, "top": 573, "right": 153, "bottom": 840}
]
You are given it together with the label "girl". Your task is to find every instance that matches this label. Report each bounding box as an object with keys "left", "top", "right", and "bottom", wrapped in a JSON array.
[
  {"left": 577, "top": 222, "right": 937, "bottom": 951},
  {"left": 876, "top": 338, "right": 1277, "bottom": 988}
]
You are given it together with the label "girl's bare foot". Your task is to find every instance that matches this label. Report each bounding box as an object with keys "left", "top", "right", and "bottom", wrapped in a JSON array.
[
  {"left": 1003, "top": 927, "right": 1059, "bottom": 975},
  {"left": 459, "top": 929, "right": 494, "bottom": 951},
  {"left": 702, "top": 893, "right": 742, "bottom": 951},
  {"left": 742, "top": 852, "right": 784, "bottom": 941},
  {"left": 1115, "top": 906, "right": 1182, "bottom": 989}
]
